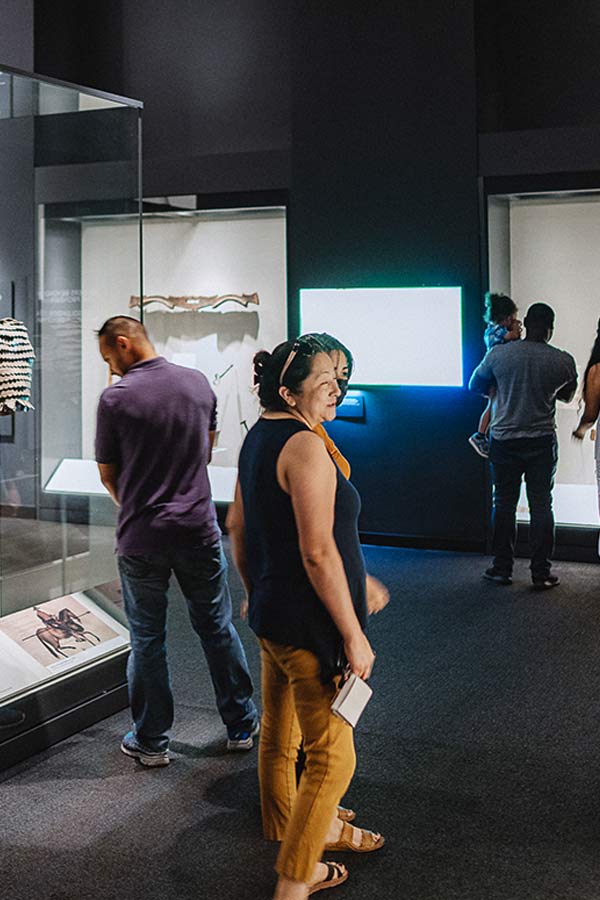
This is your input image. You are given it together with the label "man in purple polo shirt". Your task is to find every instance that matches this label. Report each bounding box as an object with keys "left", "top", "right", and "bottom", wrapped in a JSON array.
[{"left": 95, "top": 316, "right": 258, "bottom": 766}]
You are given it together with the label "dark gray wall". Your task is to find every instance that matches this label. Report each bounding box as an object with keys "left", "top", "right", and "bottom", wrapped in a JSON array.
[
  {"left": 287, "top": 3, "right": 487, "bottom": 545},
  {"left": 477, "top": 0, "right": 600, "bottom": 133},
  {"left": 35, "top": 0, "right": 291, "bottom": 195},
  {"left": 33, "top": 0, "right": 123, "bottom": 91},
  {"left": 0, "top": 0, "right": 33, "bottom": 70}
]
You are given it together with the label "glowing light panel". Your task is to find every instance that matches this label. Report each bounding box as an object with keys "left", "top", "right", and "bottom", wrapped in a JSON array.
[{"left": 299, "top": 287, "right": 463, "bottom": 386}]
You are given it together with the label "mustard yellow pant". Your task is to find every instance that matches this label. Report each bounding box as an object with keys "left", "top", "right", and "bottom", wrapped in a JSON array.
[{"left": 258, "top": 638, "right": 356, "bottom": 883}]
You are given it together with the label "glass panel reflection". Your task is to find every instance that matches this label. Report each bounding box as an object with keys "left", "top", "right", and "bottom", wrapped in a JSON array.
[{"left": 0, "top": 67, "right": 141, "bottom": 701}]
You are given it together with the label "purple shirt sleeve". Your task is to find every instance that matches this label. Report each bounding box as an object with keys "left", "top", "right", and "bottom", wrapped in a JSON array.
[{"left": 95, "top": 391, "right": 120, "bottom": 464}]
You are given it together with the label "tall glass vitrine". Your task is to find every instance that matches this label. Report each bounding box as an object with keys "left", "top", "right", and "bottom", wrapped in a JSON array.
[
  {"left": 486, "top": 182, "right": 600, "bottom": 561},
  {"left": 0, "top": 65, "right": 142, "bottom": 768}
]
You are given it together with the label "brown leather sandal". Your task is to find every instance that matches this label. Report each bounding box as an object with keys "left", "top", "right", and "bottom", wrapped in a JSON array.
[
  {"left": 324, "top": 820, "right": 385, "bottom": 853},
  {"left": 308, "top": 861, "right": 349, "bottom": 895},
  {"left": 337, "top": 805, "right": 356, "bottom": 822}
]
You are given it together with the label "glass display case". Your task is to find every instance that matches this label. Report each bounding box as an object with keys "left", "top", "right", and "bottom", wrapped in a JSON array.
[
  {"left": 0, "top": 65, "right": 142, "bottom": 768},
  {"left": 487, "top": 187, "right": 600, "bottom": 559},
  {"left": 133, "top": 198, "right": 287, "bottom": 502}
]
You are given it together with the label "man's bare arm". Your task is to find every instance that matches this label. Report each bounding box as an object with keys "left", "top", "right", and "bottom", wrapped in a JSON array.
[{"left": 97, "top": 463, "right": 120, "bottom": 507}]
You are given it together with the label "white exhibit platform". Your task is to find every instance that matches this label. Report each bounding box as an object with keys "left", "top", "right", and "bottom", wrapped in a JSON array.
[
  {"left": 45, "top": 458, "right": 237, "bottom": 503},
  {"left": 45, "top": 460, "right": 599, "bottom": 527},
  {"left": 517, "top": 482, "right": 599, "bottom": 528},
  {"left": 45, "top": 459, "right": 107, "bottom": 496}
]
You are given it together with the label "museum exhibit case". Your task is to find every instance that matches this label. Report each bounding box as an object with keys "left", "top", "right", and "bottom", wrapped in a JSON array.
[
  {"left": 486, "top": 185, "right": 600, "bottom": 556},
  {"left": 0, "top": 65, "right": 142, "bottom": 768},
  {"left": 84, "top": 196, "right": 287, "bottom": 503}
]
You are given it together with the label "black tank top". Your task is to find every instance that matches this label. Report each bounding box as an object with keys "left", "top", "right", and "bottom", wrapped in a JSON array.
[{"left": 237, "top": 417, "right": 367, "bottom": 682}]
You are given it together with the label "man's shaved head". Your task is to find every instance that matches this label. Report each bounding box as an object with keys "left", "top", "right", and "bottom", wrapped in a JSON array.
[
  {"left": 97, "top": 316, "right": 150, "bottom": 346},
  {"left": 97, "top": 316, "right": 156, "bottom": 376}
]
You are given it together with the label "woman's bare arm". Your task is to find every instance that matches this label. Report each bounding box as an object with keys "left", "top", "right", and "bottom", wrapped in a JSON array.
[
  {"left": 574, "top": 364, "right": 600, "bottom": 439},
  {"left": 225, "top": 479, "right": 251, "bottom": 618},
  {"left": 278, "top": 431, "right": 375, "bottom": 679}
]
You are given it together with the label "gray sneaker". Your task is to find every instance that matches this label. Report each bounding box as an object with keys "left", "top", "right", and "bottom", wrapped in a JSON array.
[
  {"left": 532, "top": 574, "right": 560, "bottom": 590},
  {"left": 120, "top": 730, "right": 170, "bottom": 767},
  {"left": 469, "top": 432, "right": 490, "bottom": 458},
  {"left": 483, "top": 567, "right": 512, "bottom": 586},
  {"left": 226, "top": 720, "right": 260, "bottom": 752}
]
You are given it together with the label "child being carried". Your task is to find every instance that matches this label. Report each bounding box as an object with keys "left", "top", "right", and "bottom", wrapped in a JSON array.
[{"left": 468, "top": 292, "right": 522, "bottom": 458}]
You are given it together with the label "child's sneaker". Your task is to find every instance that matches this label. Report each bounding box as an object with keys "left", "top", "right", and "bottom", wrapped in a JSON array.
[
  {"left": 468, "top": 432, "right": 490, "bottom": 458},
  {"left": 226, "top": 719, "right": 260, "bottom": 751}
]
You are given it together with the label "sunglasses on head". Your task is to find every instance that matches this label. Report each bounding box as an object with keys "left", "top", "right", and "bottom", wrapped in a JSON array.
[{"left": 279, "top": 334, "right": 325, "bottom": 386}]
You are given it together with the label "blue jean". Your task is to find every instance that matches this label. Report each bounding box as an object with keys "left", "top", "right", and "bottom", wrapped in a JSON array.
[
  {"left": 489, "top": 434, "right": 558, "bottom": 579},
  {"left": 118, "top": 539, "right": 257, "bottom": 751}
]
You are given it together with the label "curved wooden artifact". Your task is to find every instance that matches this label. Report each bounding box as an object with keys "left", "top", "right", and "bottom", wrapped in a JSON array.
[{"left": 129, "top": 292, "right": 260, "bottom": 311}]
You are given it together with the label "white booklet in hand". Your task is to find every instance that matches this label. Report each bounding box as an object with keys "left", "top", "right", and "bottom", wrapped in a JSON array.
[{"left": 331, "top": 672, "right": 373, "bottom": 727}]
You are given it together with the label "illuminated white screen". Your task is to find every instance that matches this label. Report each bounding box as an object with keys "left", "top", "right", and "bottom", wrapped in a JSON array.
[{"left": 299, "top": 287, "right": 463, "bottom": 386}]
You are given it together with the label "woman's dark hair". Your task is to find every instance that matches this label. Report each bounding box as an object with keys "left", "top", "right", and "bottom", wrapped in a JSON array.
[
  {"left": 253, "top": 335, "right": 328, "bottom": 411},
  {"left": 582, "top": 318, "right": 600, "bottom": 401},
  {"left": 483, "top": 292, "right": 517, "bottom": 325},
  {"left": 306, "top": 332, "right": 354, "bottom": 404},
  {"left": 307, "top": 333, "right": 354, "bottom": 379}
]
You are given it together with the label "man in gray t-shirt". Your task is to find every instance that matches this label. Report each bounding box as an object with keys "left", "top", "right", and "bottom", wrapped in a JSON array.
[{"left": 469, "top": 302, "right": 577, "bottom": 589}]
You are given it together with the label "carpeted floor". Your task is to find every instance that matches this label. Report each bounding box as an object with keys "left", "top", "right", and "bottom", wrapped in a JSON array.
[{"left": 1, "top": 542, "right": 600, "bottom": 900}]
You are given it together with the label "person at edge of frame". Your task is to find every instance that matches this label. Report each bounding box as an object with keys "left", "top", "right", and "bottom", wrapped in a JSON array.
[{"left": 573, "top": 317, "right": 600, "bottom": 553}]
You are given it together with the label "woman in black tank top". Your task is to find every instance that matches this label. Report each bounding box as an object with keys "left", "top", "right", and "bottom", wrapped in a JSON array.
[{"left": 227, "top": 336, "right": 383, "bottom": 900}]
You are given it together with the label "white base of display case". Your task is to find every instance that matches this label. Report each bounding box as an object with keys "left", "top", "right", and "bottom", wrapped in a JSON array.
[
  {"left": 517, "top": 482, "right": 599, "bottom": 528},
  {"left": 45, "top": 458, "right": 108, "bottom": 495},
  {"left": 45, "top": 458, "right": 237, "bottom": 503}
]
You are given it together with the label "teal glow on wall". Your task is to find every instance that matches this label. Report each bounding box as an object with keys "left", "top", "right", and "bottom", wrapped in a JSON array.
[{"left": 299, "top": 286, "right": 463, "bottom": 387}]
